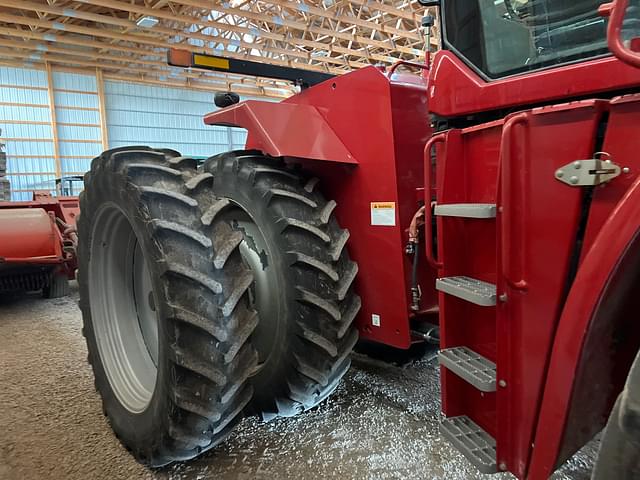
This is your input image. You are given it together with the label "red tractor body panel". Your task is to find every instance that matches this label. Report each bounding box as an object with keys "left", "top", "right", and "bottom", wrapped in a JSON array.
[
  {"left": 204, "top": 101, "right": 357, "bottom": 164},
  {"left": 425, "top": 42, "right": 640, "bottom": 475},
  {"left": 528, "top": 93, "right": 640, "bottom": 478},
  {"left": 206, "top": 66, "right": 438, "bottom": 349},
  {"left": 428, "top": 51, "right": 640, "bottom": 117}
]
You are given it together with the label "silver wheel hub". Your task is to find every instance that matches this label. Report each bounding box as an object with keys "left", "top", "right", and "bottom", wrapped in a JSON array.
[{"left": 89, "top": 205, "right": 159, "bottom": 414}]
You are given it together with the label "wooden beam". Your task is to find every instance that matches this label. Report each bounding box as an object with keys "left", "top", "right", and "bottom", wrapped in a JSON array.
[
  {"left": 0, "top": 26, "right": 296, "bottom": 95},
  {"left": 44, "top": 62, "right": 62, "bottom": 179},
  {"left": 2, "top": 0, "right": 436, "bottom": 84},
  {"left": 0, "top": 11, "right": 351, "bottom": 75},
  {"left": 0, "top": 48, "right": 293, "bottom": 98},
  {"left": 71, "top": 0, "right": 400, "bottom": 58},
  {"left": 178, "top": 0, "right": 422, "bottom": 41},
  {"left": 95, "top": 68, "right": 109, "bottom": 151},
  {"left": 6, "top": 0, "right": 375, "bottom": 70},
  {"left": 0, "top": 60, "right": 292, "bottom": 99},
  {"left": 6, "top": 0, "right": 430, "bottom": 73}
]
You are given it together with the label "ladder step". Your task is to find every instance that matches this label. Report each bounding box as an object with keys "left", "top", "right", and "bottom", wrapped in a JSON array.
[
  {"left": 436, "top": 276, "right": 496, "bottom": 306},
  {"left": 434, "top": 203, "right": 496, "bottom": 219},
  {"left": 440, "top": 415, "right": 497, "bottom": 474},
  {"left": 439, "top": 347, "right": 496, "bottom": 392}
]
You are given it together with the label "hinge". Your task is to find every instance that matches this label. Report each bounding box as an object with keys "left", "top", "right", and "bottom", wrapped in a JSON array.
[{"left": 555, "top": 152, "right": 625, "bottom": 187}]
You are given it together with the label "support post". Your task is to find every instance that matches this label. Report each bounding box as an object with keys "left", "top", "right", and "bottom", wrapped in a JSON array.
[
  {"left": 45, "top": 61, "right": 61, "bottom": 180},
  {"left": 96, "top": 68, "right": 109, "bottom": 151}
]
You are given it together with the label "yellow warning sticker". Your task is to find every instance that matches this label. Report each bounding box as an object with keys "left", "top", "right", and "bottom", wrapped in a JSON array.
[{"left": 370, "top": 202, "right": 396, "bottom": 226}]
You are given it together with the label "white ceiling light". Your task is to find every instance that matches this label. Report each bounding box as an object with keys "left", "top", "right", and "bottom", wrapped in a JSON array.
[{"left": 136, "top": 16, "right": 159, "bottom": 28}]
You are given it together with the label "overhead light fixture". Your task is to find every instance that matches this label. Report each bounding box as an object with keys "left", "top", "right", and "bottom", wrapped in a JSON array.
[{"left": 136, "top": 16, "right": 159, "bottom": 28}]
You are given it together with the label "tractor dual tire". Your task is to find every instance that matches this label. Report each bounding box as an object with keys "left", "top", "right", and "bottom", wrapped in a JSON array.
[
  {"left": 77, "top": 147, "right": 259, "bottom": 466},
  {"left": 204, "top": 151, "right": 361, "bottom": 420}
]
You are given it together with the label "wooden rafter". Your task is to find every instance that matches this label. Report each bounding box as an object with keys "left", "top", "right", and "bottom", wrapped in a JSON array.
[{"left": 0, "top": 0, "right": 438, "bottom": 99}]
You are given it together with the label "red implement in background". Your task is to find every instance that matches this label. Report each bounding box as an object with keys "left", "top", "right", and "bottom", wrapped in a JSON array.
[{"left": 0, "top": 192, "right": 79, "bottom": 296}]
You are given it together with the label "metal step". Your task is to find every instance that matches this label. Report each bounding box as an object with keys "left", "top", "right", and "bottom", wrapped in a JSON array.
[
  {"left": 436, "top": 276, "right": 496, "bottom": 306},
  {"left": 439, "top": 347, "right": 496, "bottom": 392},
  {"left": 440, "top": 415, "right": 497, "bottom": 474},
  {"left": 434, "top": 203, "right": 496, "bottom": 219}
]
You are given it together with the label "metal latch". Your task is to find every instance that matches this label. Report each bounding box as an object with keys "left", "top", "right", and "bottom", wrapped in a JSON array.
[{"left": 555, "top": 152, "right": 624, "bottom": 187}]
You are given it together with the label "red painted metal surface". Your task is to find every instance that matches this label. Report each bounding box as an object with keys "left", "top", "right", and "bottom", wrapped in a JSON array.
[
  {"left": 432, "top": 121, "right": 503, "bottom": 438},
  {"left": 526, "top": 94, "right": 640, "bottom": 479},
  {"left": 601, "top": 0, "right": 640, "bottom": 68},
  {"left": 289, "top": 68, "right": 437, "bottom": 348},
  {"left": 427, "top": 50, "right": 640, "bottom": 118},
  {"left": 0, "top": 193, "right": 80, "bottom": 227},
  {"left": 0, "top": 208, "right": 62, "bottom": 262},
  {"left": 423, "top": 134, "right": 444, "bottom": 270},
  {"left": 581, "top": 94, "right": 640, "bottom": 258},
  {"left": 529, "top": 175, "right": 640, "bottom": 479},
  {"left": 205, "top": 66, "right": 437, "bottom": 348},
  {"left": 429, "top": 98, "right": 624, "bottom": 479},
  {"left": 496, "top": 102, "right": 608, "bottom": 478},
  {"left": 204, "top": 101, "right": 357, "bottom": 164},
  {"left": 0, "top": 193, "right": 79, "bottom": 279}
]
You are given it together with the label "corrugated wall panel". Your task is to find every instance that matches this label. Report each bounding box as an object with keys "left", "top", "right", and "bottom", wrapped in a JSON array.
[
  {"left": 1, "top": 66, "right": 253, "bottom": 200},
  {"left": 0, "top": 66, "right": 47, "bottom": 88},
  {"left": 0, "top": 87, "right": 49, "bottom": 105},
  {"left": 105, "top": 80, "right": 241, "bottom": 158},
  {"left": 0, "top": 67, "right": 54, "bottom": 199},
  {"left": 52, "top": 71, "right": 101, "bottom": 183},
  {"left": 53, "top": 71, "right": 97, "bottom": 92}
]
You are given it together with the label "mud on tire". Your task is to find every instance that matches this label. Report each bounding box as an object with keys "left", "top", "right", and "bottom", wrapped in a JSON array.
[
  {"left": 204, "top": 151, "right": 361, "bottom": 420},
  {"left": 77, "top": 147, "right": 259, "bottom": 466}
]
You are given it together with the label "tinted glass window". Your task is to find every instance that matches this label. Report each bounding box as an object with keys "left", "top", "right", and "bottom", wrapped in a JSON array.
[{"left": 443, "top": 0, "right": 610, "bottom": 78}]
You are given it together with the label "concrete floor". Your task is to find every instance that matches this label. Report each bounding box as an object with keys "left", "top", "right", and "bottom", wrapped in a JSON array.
[{"left": 0, "top": 283, "right": 598, "bottom": 480}]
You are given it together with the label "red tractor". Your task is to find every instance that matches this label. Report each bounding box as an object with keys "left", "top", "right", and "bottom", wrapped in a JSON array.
[{"left": 77, "top": 0, "right": 640, "bottom": 478}]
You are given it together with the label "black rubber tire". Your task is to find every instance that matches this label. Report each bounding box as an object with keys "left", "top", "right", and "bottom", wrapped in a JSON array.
[
  {"left": 204, "top": 150, "right": 361, "bottom": 420},
  {"left": 77, "top": 147, "right": 259, "bottom": 466},
  {"left": 592, "top": 351, "right": 640, "bottom": 480},
  {"left": 592, "top": 396, "right": 640, "bottom": 479},
  {"left": 42, "top": 271, "right": 70, "bottom": 298}
]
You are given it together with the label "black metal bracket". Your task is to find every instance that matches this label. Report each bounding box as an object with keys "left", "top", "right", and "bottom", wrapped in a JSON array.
[{"left": 168, "top": 49, "right": 334, "bottom": 89}]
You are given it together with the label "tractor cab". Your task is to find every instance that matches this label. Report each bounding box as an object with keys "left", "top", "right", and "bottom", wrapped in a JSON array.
[{"left": 443, "top": 0, "right": 610, "bottom": 79}]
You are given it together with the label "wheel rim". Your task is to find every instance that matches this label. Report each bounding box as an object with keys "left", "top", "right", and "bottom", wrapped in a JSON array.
[
  {"left": 229, "top": 210, "right": 281, "bottom": 367},
  {"left": 89, "top": 204, "right": 159, "bottom": 413}
]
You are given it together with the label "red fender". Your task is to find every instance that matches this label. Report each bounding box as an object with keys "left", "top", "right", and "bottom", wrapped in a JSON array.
[
  {"left": 528, "top": 175, "right": 640, "bottom": 478},
  {"left": 204, "top": 100, "right": 357, "bottom": 164}
]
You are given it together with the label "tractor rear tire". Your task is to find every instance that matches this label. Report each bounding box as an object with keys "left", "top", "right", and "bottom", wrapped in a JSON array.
[
  {"left": 204, "top": 151, "right": 361, "bottom": 420},
  {"left": 43, "top": 271, "right": 70, "bottom": 298},
  {"left": 77, "top": 147, "right": 259, "bottom": 466}
]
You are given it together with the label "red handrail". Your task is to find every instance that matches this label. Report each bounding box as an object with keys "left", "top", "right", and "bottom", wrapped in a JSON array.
[
  {"left": 500, "top": 113, "right": 529, "bottom": 291},
  {"left": 423, "top": 134, "right": 446, "bottom": 270},
  {"left": 600, "top": 0, "right": 640, "bottom": 68}
]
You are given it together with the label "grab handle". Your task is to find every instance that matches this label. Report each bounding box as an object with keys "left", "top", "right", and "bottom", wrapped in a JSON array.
[{"left": 423, "top": 134, "right": 446, "bottom": 269}]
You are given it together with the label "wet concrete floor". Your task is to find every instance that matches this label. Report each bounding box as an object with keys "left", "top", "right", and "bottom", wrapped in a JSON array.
[{"left": 0, "top": 283, "right": 597, "bottom": 479}]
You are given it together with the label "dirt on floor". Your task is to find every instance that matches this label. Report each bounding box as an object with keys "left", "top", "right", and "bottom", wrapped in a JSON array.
[{"left": 0, "top": 283, "right": 597, "bottom": 480}]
